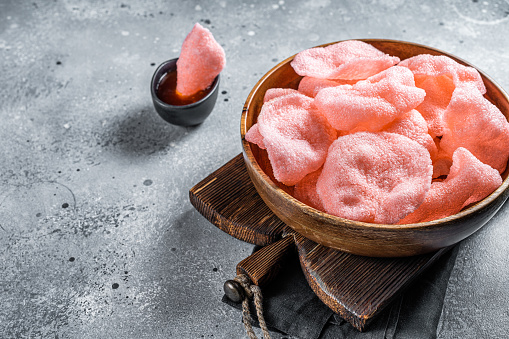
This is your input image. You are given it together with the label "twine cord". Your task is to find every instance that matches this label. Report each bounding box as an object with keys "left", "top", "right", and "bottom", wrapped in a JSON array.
[{"left": 234, "top": 274, "right": 271, "bottom": 339}]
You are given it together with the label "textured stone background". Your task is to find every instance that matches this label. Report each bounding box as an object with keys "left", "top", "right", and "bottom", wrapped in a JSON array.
[{"left": 1, "top": 0, "right": 509, "bottom": 338}]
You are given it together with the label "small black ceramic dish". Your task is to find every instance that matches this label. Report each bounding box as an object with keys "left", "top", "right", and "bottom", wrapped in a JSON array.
[{"left": 150, "top": 58, "right": 220, "bottom": 126}]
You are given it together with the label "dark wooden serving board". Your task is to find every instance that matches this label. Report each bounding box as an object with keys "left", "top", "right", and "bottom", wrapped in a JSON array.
[{"left": 189, "top": 154, "right": 450, "bottom": 331}]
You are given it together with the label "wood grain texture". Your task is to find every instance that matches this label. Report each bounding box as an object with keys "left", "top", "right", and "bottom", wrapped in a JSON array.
[
  {"left": 189, "top": 155, "right": 451, "bottom": 331},
  {"left": 236, "top": 235, "right": 295, "bottom": 286},
  {"left": 189, "top": 154, "right": 290, "bottom": 246},
  {"left": 294, "top": 233, "right": 450, "bottom": 331},
  {"left": 241, "top": 39, "right": 509, "bottom": 257}
]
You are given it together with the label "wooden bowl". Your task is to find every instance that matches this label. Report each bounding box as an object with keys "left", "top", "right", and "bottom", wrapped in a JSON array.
[{"left": 241, "top": 39, "right": 509, "bottom": 257}]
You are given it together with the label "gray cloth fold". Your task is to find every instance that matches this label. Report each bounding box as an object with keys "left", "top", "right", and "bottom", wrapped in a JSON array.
[{"left": 223, "top": 245, "right": 459, "bottom": 339}]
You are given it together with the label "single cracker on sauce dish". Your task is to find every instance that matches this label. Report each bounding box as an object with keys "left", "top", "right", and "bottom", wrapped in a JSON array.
[{"left": 176, "top": 23, "right": 225, "bottom": 97}]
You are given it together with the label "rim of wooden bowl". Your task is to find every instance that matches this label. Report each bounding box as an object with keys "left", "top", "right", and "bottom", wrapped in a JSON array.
[{"left": 241, "top": 39, "right": 509, "bottom": 246}]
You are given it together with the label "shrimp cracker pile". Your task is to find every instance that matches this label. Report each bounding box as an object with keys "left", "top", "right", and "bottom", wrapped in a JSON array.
[{"left": 246, "top": 40, "right": 508, "bottom": 224}]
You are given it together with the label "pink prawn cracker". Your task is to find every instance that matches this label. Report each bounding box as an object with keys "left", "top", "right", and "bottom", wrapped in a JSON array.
[
  {"left": 244, "top": 88, "right": 303, "bottom": 149},
  {"left": 399, "top": 54, "right": 486, "bottom": 93},
  {"left": 291, "top": 40, "right": 400, "bottom": 80},
  {"left": 256, "top": 92, "right": 337, "bottom": 186},
  {"left": 176, "top": 23, "right": 225, "bottom": 97},
  {"left": 293, "top": 169, "right": 325, "bottom": 211},
  {"left": 316, "top": 132, "right": 433, "bottom": 224},
  {"left": 297, "top": 77, "right": 357, "bottom": 98},
  {"left": 314, "top": 66, "right": 426, "bottom": 132},
  {"left": 263, "top": 88, "right": 301, "bottom": 102},
  {"left": 244, "top": 123, "right": 266, "bottom": 149},
  {"left": 440, "top": 86, "right": 509, "bottom": 174},
  {"left": 399, "top": 54, "right": 485, "bottom": 137},
  {"left": 399, "top": 147, "right": 502, "bottom": 224},
  {"left": 413, "top": 74, "right": 456, "bottom": 137},
  {"left": 382, "top": 109, "right": 438, "bottom": 159}
]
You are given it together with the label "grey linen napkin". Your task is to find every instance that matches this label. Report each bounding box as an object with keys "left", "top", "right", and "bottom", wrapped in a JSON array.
[{"left": 223, "top": 245, "right": 459, "bottom": 339}]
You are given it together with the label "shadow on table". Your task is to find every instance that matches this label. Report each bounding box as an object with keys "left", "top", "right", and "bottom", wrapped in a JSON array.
[{"left": 99, "top": 106, "right": 201, "bottom": 158}]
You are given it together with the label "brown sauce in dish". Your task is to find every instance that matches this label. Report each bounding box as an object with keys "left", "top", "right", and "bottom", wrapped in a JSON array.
[{"left": 156, "top": 70, "right": 211, "bottom": 106}]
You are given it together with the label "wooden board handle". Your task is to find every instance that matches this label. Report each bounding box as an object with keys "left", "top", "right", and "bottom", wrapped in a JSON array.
[
  {"left": 237, "top": 234, "right": 295, "bottom": 286},
  {"left": 223, "top": 235, "right": 295, "bottom": 303}
]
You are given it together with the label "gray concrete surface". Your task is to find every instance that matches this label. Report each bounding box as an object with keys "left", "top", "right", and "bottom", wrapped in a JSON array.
[{"left": 1, "top": 0, "right": 509, "bottom": 338}]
